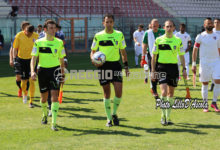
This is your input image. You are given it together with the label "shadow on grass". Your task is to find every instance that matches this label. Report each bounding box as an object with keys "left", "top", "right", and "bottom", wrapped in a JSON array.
[
  {"left": 0, "top": 92, "right": 18, "bottom": 98},
  {"left": 177, "top": 88, "right": 201, "bottom": 91},
  {"left": 119, "top": 124, "right": 207, "bottom": 135},
  {"left": 57, "top": 125, "right": 141, "bottom": 137},
  {"left": 59, "top": 111, "right": 128, "bottom": 122},
  {"left": 175, "top": 97, "right": 212, "bottom": 101},
  {"left": 59, "top": 107, "right": 96, "bottom": 113},
  {"left": 61, "top": 97, "right": 102, "bottom": 104},
  {"left": 63, "top": 90, "right": 101, "bottom": 94},
  {"left": 65, "top": 83, "right": 96, "bottom": 86},
  {"left": 175, "top": 123, "right": 220, "bottom": 129}
]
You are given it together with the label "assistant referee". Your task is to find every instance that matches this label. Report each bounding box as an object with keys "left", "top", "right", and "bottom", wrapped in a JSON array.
[
  {"left": 151, "top": 20, "right": 187, "bottom": 126},
  {"left": 31, "top": 20, "right": 66, "bottom": 131}
]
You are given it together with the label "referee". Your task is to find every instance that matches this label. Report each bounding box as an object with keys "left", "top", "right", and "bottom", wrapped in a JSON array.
[
  {"left": 151, "top": 20, "right": 187, "bottom": 125},
  {"left": 31, "top": 20, "right": 66, "bottom": 131},
  {"left": 90, "top": 14, "right": 129, "bottom": 127}
]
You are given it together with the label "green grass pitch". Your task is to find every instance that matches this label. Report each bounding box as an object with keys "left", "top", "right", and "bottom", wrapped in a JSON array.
[{"left": 0, "top": 51, "right": 220, "bottom": 150}]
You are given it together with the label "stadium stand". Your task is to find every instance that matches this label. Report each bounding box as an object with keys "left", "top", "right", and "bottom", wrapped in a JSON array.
[
  {"left": 7, "top": 0, "right": 172, "bottom": 17},
  {"left": 0, "top": 0, "right": 11, "bottom": 17},
  {"left": 159, "top": 0, "right": 220, "bottom": 17}
]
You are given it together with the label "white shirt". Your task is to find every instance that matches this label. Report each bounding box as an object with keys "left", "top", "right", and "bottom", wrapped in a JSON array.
[
  {"left": 195, "top": 31, "right": 220, "bottom": 63},
  {"left": 133, "top": 30, "right": 145, "bottom": 44},
  {"left": 173, "top": 30, "right": 177, "bottom": 35},
  {"left": 213, "top": 28, "right": 220, "bottom": 35},
  {"left": 175, "top": 31, "right": 191, "bottom": 51}
]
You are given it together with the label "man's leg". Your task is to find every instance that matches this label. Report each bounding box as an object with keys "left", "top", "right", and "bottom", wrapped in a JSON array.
[
  {"left": 184, "top": 53, "right": 190, "bottom": 79},
  {"left": 16, "top": 75, "right": 22, "bottom": 97},
  {"left": 47, "top": 91, "right": 52, "bottom": 116},
  {"left": 51, "top": 90, "right": 59, "bottom": 130},
  {"left": 150, "top": 55, "right": 158, "bottom": 97},
  {"left": 211, "top": 79, "right": 220, "bottom": 112},
  {"left": 40, "top": 91, "right": 48, "bottom": 124},
  {"left": 159, "top": 83, "right": 168, "bottom": 125},
  {"left": 102, "top": 83, "right": 112, "bottom": 126},
  {"left": 210, "top": 80, "right": 215, "bottom": 91},
  {"left": 112, "top": 82, "right": 122, "bottom": 125},
  {"left": 134, "top": 49, "right": 139, "bottom": 66},
  {"left": 202, "top": 82, "right": 209, "bottom": 112},
  {"left": 166, "top": 85, "right": 175, "bottom": 124},
  {"left": 21, "top": 79, "right": 28, "bottom": 103},
  {"left": 29, "top": 78, "right": 35, "bottom": 107}
]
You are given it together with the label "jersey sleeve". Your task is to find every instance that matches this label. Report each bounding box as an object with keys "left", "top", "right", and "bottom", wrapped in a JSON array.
[
  {"left": 194, "top": 34, "right": 201, "bottom": 48},
  {"left": 31, "top": 41, "right": 39, "bottom": 56},
  {"left": 178, "top": 40, "right": 185, "bottom": 55},
  {"left": 188, "top": 34, "right": 191, "bottom": 41},
  {"left": 133, "top": 31, "right": 136, "bottom": 38},
  {"left": 119, "top": 33, "right": 126, "bottom": 49},
  {"left": 91, "top": 34, "right": 99, "bottom": 51},
  {"left": 152, "top": 38, "right": 158, "bottom": 54},
  {"left": 142, "top": 31, "right": 148, "bottom": 44},
  {"left": 58, "top": 41, "right": 66, "bottom": 58}
]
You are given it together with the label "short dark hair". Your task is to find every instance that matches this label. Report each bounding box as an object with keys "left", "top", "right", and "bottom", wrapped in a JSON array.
[
  {"left": 214, "top": 18, "right": 220, "bottom": 21},
  {"left": 21, "top": 21, "right": 30, "bottom": 30},
  {"left": 37, "top": 24, "right": 42, "bottom": 28},
  {"left": 205, "top": 17, "right": 212, "bottom": 21},
  {"left": 138, "top": 24, "right": 144, "bottom": 28},
  {"left": 56, "top": 24, "right": 61, "bottom": 29},
  {"left": 103, "top": 14, "right": 114, "bottom": 21},
  {"left": 164, "top": 20, "right": 174, "bottom": 26},
  {"left": 26, "top": 25, "right": 35, "bottom": 33},
  {"left": 180, "top": 23, "right": 186, "bottom": 28},
  {"left": 44, "top": 20, "right": 56, "bottom": 29}
]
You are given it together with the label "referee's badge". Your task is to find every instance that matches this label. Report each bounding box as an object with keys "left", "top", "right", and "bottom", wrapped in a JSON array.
[
  {"left": 173, "top": 46, "right": 176, "bottom": 50},
  {"left": 115, "top": 41, "right": 118, "bottom": 45},
  {"left": 54, "top": 49, "right": 58, "bottom": 53},
  {"left": 213, "top": 36, "right": 216, "bottom": 40}
]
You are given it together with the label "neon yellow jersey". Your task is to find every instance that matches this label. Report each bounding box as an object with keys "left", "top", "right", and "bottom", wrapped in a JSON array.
[
  {"left": 91, "top": 29, "right": 126, "bottom": 61},
  {"left": 152, "top": 35, "right": 184, "bottom": 64},
  {"left": 31, "top": 37, "right": 66, "bottom": 68}
]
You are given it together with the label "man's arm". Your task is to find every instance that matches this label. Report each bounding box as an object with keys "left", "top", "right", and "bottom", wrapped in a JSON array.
[
  {"left": 30, "top": 56, "right": 37, "bottom": 81},
  {"left": 59, "top": 57, "right": 65, "bottom": 80},
  {"left": 192, "top": 47, "right": 198, "bottom": 73},
  {"left": 142, "top": 43, "right": 148, "bottom": 56},
  {"left": 186, "top": 40, "right": 192, "bottom": 53},
  {"left": 12, "top": 47, "right": 18, "bottom": 59},
  {"left": 151, "top": 54, "right": 157, "bottom": 81},
  {"left": 151, "top": 54, "right": 157, "bottom": 72},
  {"left": 179, "top": 55, "right": 187, "bottom": 79},
  {"left": 9, "top": 46, "right": 14, "bottom": 67},
  {"left": 120, "top": 49, "right": 129, "bottom": 77},
  {"left": 218, "top": 48, "right": 220, "bottom": 56},
  {"left": 134, "top": 37, "right": 140, "bottom": 46}
]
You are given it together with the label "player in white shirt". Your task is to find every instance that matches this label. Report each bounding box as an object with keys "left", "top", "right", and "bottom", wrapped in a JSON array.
[
  {"left": 133, "top": 24, "right": 145, "bottom": 67},
  {"left": 192, "top": 18, "right": 220, "bottom": 112},
  {"left": 173, "top": 23, "right": 177, "bottom": 35},
  {"left": 210, "top": 18, "right": 220, "bottom": 91},
  {"left": 175, "top": 23, "right": 192, "bottom": 80}
]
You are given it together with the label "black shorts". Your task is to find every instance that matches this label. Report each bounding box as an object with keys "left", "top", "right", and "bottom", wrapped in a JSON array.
[
  {"left": 14, "top": 57, "right": 31, "bottom": 80},
  {"left": 98, "top": 61, "right": 123, "bottom": 86},
  {"left": 38, "top": 66, "right": 60, "bottom": 93},
  {"left": 157, "top": 63, "right": 179, "bottom": 87}
]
